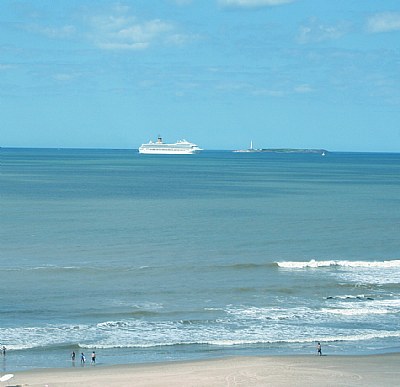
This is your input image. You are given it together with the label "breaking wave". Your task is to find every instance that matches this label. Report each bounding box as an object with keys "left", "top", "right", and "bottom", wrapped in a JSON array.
[{"left": 276, "top": 259, "right": 400, "bottom": 269}]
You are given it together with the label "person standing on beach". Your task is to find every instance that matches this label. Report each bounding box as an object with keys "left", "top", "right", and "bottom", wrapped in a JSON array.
[
  {"left": 91, "top": 351, "right": 96, "bottom": 364},
  {"left": 71, "top": 351, "right": 75, "bottom": 361},
  {"left": 80, "top": 352, "right": 85, "bottom": 364},
  {"left": 2, "top": 346, "right": 5, "bottom": 356},
  {"left": 317, "top": 342, "right": 322, "bottom": 356}
]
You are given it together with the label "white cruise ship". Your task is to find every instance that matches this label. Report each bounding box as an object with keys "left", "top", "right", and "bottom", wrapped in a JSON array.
[{"left": 139, "top": 136, "right": 202, "bottom": 154}]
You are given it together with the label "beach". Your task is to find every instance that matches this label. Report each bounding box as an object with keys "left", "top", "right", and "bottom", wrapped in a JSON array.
[{"left": 8, "top": 354, "right": 400, "bottom": 386}]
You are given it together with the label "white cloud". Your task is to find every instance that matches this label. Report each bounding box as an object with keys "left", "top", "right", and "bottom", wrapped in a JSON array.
[
  {"left": 219, "top": 0, "right": 294, "bottom": 7},
  {"left": 165, "top": 33, "right": 194, "bottom": 45},
  {"left": 97, "top": 42, "right": 150, "bottom": 50},
  {"left": 0, "top": 64, "right": 14, "bottom": 70},
  {"left": 26, "top": 24, "right": 76, "bottom": 39},
  {"left": 120, "top": 19, "right": 172, "bottom": 41},
  {"left": 367, "top": 12, "right": 400, "bottom": 33},
  {"left": 173, "top": 0, "right": 193, "bottom": 4},
  {"left": 88, "top": 7, "right": 192, "bottom": 51},
  {"left": 294, "top": 84, "right": 313, "bottom": 93},
  {"left": 297, "top": 18, "right": 348, "bottom": 44},
  {"left": 252, "top": 88, "right": 285, "bottom": 97},
  {"left": 52, "top": 73, "right": 80, "bottom": 82},
  {"left": 216, "top": 81, "right": 250, "bottom": 92},
  {"left": 90, "top": 16, "right": 172, "bottom": 50}
]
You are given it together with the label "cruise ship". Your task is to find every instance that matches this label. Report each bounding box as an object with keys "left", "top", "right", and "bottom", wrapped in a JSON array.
[{"left": 139, "top": 136, "right": 202, "bottom": 154}]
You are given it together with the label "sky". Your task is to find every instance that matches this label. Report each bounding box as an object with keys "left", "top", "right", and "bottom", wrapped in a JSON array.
[{"left": 1, "top": 0, "right": 400, "bottom": 151}]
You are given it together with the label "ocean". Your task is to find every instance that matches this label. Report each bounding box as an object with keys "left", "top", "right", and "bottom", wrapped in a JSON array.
[{"left": 1, "top": 148, "right": 400, "bottom": 371}]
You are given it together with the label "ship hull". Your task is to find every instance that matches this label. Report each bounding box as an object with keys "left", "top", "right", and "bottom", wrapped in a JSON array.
[
  {"left": 138, "top": 147, "right": 200, "bottom": 154},
  {"left": 139, "top": 137, "right": 202, "bottom": 155}
]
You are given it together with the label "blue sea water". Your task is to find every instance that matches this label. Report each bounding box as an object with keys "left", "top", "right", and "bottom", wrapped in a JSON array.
[{"left": 1, "top": 148, "right": 400, "bottom": 371}]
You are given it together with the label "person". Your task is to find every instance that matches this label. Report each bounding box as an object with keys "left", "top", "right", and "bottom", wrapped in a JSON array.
[
  {"left": 317, "top": 342, "right": 322, "bottom": 356},
  {"left": 71, "top": 351, "right": 75, "bottom": 361},
  {"left": 80, "top": 352, "right": 86, "bottom": 364},
  {"left": 91, "top": 351, "right": 96, "bottom": 364},
  {"left": 2, "top": 346, "right": 5, "bottom": 356}
]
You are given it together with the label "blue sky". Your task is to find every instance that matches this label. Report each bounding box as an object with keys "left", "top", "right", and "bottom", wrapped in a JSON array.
[{"left": 1, "top": 0, "right": 400, "bottom": 151}]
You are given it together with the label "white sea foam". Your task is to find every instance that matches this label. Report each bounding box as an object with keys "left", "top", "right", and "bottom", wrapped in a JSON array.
[
  {"left": 313, "top": 331, "right": 400, "bottom": 343},
  {"left": 322, "top": 299, "right": 400, "bottom": 316},
  {"left": 4, "top": 316, "right": 400, "bottom": 352},
  {"left": 1, "top": 324, "right": 91, "bottom": 350},
  {"left": 323, "top": 307, "right": 390, "bottom": 316},
  {"left": 225, "top": 305, "right": 314, "bottom": 321},
  {"left": 277, "top": 259, "right": 400, "bottom": 269},
  {"left": 277, "top": 259, "right": 400, "bottom": 284},
  {"left": 337, "top": 270, "right": 400, "bottom": 285},
  {"left": 3, "top": 301, "right": 399, "bottom": 352}
]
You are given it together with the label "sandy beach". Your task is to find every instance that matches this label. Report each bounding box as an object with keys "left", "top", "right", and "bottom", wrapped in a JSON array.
[{"left": 7, "top": 354, "right": 400, "bottom": 387}]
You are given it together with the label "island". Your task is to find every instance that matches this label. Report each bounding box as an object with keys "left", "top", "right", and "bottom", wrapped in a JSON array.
[
  {"left": 233, "top": 147, "right": 328, "bottom": 155},
  {"left": 260, "top": 148, "right": 328, "bottom": 154}
]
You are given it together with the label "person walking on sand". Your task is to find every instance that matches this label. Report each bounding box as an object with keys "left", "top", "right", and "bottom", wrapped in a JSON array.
[
  {"left": 91, "top": 351, "right": 96, "bottom": 364},
  {"left": 317, "top": 342, "right": 322, "bottom": 356}
]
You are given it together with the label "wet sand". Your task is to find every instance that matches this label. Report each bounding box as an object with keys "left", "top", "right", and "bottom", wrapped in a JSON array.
[{"left": 8, "top": 354, "right": 400, "bottom": 386}]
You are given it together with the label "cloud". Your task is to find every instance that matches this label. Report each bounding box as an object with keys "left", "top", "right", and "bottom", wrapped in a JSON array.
[
  {"left": 25, "top": 24, "right": 76, "bottom": 39},
  {"left": 219, "top": 0, "right": 294, "bottom": 7},
  {"left": 294, "top": 84, "right": 313, "bottom": 93},
  {"left": 252, "top": 88, "right": 285, "bottom": 97},
  {"left": 0, "top": 64, "right": 14, "bottom": 70},
  {"left": 52, "top": 73, "right": 80, "bottom": 82},
  {"left": 367, "top": 12, "right": 400, "bottom": 33},
  {"left": 297, "top": 18, "right": 348, "bottom": 44},
  {"left": 88, "top": 7, "right": 192, "bottom": 50},
  {"left": 173, "top": 0, "right": 193, "bottom": 4},
  {"left": 90, "top": 15, "right": 170, "bottom": 50}
]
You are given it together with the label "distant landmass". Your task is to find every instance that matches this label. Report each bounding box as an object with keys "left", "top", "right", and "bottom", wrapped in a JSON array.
[
  {"left": 233, "top": 142, "right": 328, "bottom": 154},
  {"left": 233, "top": 147, "right": 328, "bottom": 154},
  {"left": 260, "top": 148, "right": 328, "bottom": 154}
]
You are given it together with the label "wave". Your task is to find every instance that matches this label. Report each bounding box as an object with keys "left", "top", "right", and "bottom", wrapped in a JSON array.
[
  {"left": 5, "top": 322, "right": 400, "bottom": 351},
  {"left": 0, "top": 265, "right": 151, "bottom": 273},
  {"left": 225, "top": 298, "right": 400, "bottom": 323},
  {"left": 0, "top": 262, "right": 277, "bottom": 275},
  {"left": 225, "top": 305, "right": 313, "bottom": 321},
  {"left": 216, "top": 262, "right": 276, "bottom": 270},
  {"left": 326, "top": 295, "right": 374, "bottom": 300},
  {"left": 0, "top": 265, "right": 83, "bottom": 272},
  {"left": 3, "top": 301, "right": 400, "bottom": 352},
  {"left": 206, "top": 331, "right": 400, "bottom": 347},
  {"left": 276, "top": 259, "right": 400, "bottom": 269},
  {"left": 322, "top": 299, "right": 400, "bottom": 316}
]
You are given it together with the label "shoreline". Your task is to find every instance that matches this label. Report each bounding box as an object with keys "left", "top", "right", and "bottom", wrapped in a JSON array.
[{"left": 8, "top": 353, "right": 400, "bottom": 386}]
